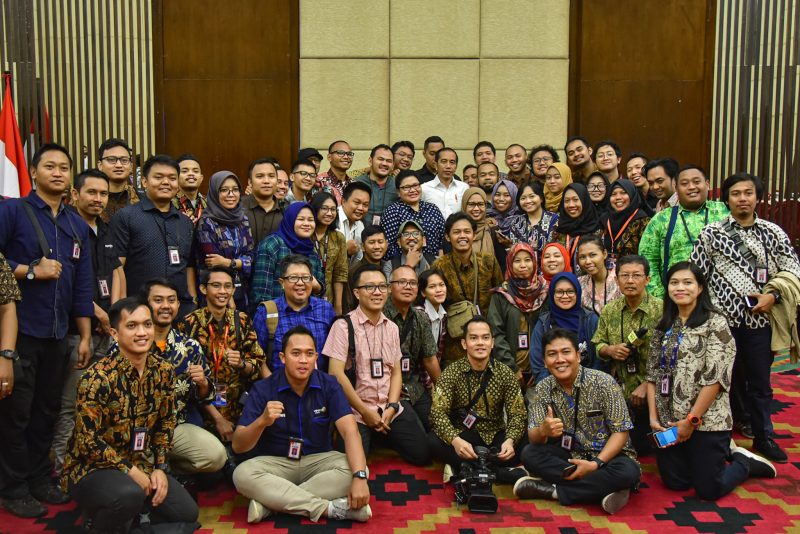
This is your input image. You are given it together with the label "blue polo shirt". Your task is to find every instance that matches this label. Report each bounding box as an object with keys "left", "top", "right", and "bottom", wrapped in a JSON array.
[{"left": 238, "top": 369, "right": 352, "bottom": 457}]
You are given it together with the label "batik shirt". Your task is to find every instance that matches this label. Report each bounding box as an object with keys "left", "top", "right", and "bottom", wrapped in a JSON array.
[
  {"left": 178, "top": 308, "right": 265, "bottom": 427},
  {"left": 638, "top": 200, "right": 729, "bottom": 297},
  {"left": 316, "top": 170, "right": 350, "bottom": 205},
  {"left": 101, "top": 184, "right": 139, "bottom": 223},
  {"left": 691, "top": 214, "right": 800, "bottom": 329},
  {"left": 646, "top": 312, "right": 735, "bottom": 432},
  {"left": 384, "top": 299, "right": 438, "bottom": 404},
  {"left": 0, "top": 252, "right": 21, "bottom": 304},
  {"left": 579, "top": 270, "right": 621, "bottom": 316},
  {"left": 172, "top": 192, "right": 207, "bottom": 225},
  {"left": 592, "top": 294, "right": 663, "bottom": 398},
  {"left": 430, "top": 357, "right": 527, "bottom": 446},
  {"left": 529, "top": 367, "right": 637, "bottom": 460},
  {"left": 506, "top": 210, "right": 559, "bottom": 253},
  {"left": 60, "top": 352, "right": 175, "bottom": 491},
  {"left": 107, "top": 329, "right": 211, "bottom": 425},
  {"left": 605, "top": 217, "right": 650, "bottom": 260}
]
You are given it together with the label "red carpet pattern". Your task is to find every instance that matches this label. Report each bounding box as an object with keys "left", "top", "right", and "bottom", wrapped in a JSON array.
[{"left": 3, "top": 369, "right": 799, "bottom": 533}]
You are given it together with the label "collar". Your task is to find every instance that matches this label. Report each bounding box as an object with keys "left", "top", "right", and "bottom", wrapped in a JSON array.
[
  {"left": 352, "top": 306, "right": 388, "bottom": 326},
  {"left": 243, "top": 193, "right": 279, "bottom": 212},
  {"left": 200, "top": 307, "right": 235, "bottom": 326},
  {"left": 117, "top": 350, "right": 159, "bottom": 378},
  {"left": 678, "top": 200, "right": 708, "bottom": 214},
  {"left": 28, "top": 191, "right": 66, "bottom": 215},
  {"left": 623, "top": 292, "right": 651, "bottom": 313},
  {"left": 452, "top": 251, "right": 474, "bottom": 269},
  {"left": 383, "top": 299, "right": 413, "bottom": 322},
  {"left": 456, "top": 355, "right": 495, "bottom": 374},
  {"left": 424, "top": 299, "right": 446, "bottom": 321},
  {"left": 278, "top": 295, "right": 315, "bottom": 314},
  {"left": 727, "top": 213, "right": 760, "bottom": 230},
  {"left": 139, "top": 195, "right": 178, "bottom": 216},
  {"left": 549, "top": 366, "right": 584, "bottom": 394},
  {"left": 275, "top": 367, "right": 323, "bottom": 393}
]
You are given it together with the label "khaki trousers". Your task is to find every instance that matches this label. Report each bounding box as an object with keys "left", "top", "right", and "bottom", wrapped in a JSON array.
[{"left": 170, "top": 422, "right": 228, "bottom": 474}]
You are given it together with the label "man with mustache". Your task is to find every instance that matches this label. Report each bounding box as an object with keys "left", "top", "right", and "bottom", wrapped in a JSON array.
[
  {"left": 172, "top": 153, "right": 207, "bottom": 225},
  {"left": 356, "top": 144, "right": 398, "bottom": 226},
  {"left": 564, "top": 136, "right": 597, "bottom": 184}
]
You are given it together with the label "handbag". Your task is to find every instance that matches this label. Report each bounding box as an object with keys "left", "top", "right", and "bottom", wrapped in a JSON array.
[{"left": 446, "top": 252, "right": 479, "bottom": 338}]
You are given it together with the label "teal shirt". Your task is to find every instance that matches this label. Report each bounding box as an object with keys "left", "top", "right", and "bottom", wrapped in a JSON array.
[{"left": 638, "top": 200, "right": 728, "bottom": 297}]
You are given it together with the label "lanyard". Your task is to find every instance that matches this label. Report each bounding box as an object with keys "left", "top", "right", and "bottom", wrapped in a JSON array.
[
  {"left": 466, "top": 368, "right": 491, "bottom": 416},
  {"left": 315, "top": 232, "right": 330, "bottom": 271},
  {"left": 678, "top": 208, "right": 708, "bottom": 247},
  {"left": 590, "top": 274, "right": 608, "bottom": 314},
  {"left": 180, "top": 195, "right": 203, "bottom": 220},
  {"left": 606, "top": 209, "right": 640, "bottom": 253},
  {"left": 659, "top": 327, "right": 683, "bottom": 370},
  {"left": 566, "top": 234, "right": 582, "bottom": 259},
  {"left": 208, "top": 323, "right": 229, "bottom": 378},
  {"left": 620, "top": 304, "right": 644, "bottom": 345}
]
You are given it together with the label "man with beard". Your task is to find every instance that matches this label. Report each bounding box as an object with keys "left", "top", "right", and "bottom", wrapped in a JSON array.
[
  {"left": 172, "top": 153, "right": 207, "bottom": 224},
  {"left": 529, "top": 145, "right": 559, "bottom": 182},
  {"left": 564, "top": 137, "right": 597, "bottom": 184},
  {"left": 243, "top": 158, "right": 284, "bottom": 245},
  {"left": 356, "top": 144, "right": 398, "bottom": 225},
  {"left": 477, "top": 161, "right": 500, "bottom": 198},
  {"left": 505, "top": 144, "right": 532, "bottom": 187},
  {"left": 644, "top": 158, "right": 679, "bottom": 213}
]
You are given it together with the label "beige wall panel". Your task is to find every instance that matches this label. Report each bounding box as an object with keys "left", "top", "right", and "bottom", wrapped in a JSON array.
[
  {"left": 300, "top": 0, "right": 390, "bottom": 58},
  {"left": 479, "top": 59, "right": 568, "bottom": 149},
  {"left": 390, "top": 59, "right": 479, "bottom": 150},
  {"left": 481, "top": 0, "right": 570, "bottom": 59},
  {"left": 300, "top": 59, "right": 389, "bottom": 149},
  {"left": 390, "top": 0, "right": 480, "bottom": 58}
]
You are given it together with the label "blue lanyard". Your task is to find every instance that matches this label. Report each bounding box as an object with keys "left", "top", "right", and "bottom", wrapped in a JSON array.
[{"left": 659, "top": 327, "right": 683, "bottom": 370}]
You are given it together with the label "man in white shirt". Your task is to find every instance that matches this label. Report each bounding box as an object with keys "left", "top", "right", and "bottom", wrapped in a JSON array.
[
  {"left": 421, "top": 147, "right": 469, "bottom": 220},
  {"left": 337, "top": 182, "right": 372, "bottom": 265}
]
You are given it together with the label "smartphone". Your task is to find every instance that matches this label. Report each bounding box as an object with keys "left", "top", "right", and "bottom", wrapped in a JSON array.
[
  {"left": 650, "top": 426, "right": 679, "bottom": 448},
  {"left": 562, "top": 464, "right": 578, "bottom": 477},
  {"left": 745, "top": 295, "right": 758, "bottom": 308}
]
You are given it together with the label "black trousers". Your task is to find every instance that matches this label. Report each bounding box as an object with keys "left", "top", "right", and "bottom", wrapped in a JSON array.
[
  {"left": 521, "top": 442, "right": 640, "bottom": 505},
  {"left": 628, "top": 402, "right": 653, "bottom": 456},
  {"left": 655, "top": 430, "right": 749, "bottom": 501},
  {"left": 427, "top": 428, "right": 520, "bottom": 470},
  {"left": 729, "top": 326, "right": 774, "bottom": 441},
  {"left": 411, "top": 390, "right": 433, "bottom": 432},
  {"left": 354, "top": 400, "right": 431, "bottom": 466},
  {"left": 0, "top": 335, "right": 70, "bottom": 499}
]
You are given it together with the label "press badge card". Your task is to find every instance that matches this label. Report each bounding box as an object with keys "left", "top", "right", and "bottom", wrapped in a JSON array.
[
  {"left": 561, "top": 432, "right": 574, "bottom": 451},
  {"left": 213, "top": 383, "right": 228, "bottom": 407},
  {"left": 98, "top": 279, "right": 110, "bottom": 298},
  {"left": 756, "top": 265, "right": 768, "bottom": 284},
  {"left": 168, "top": 246, "right": 181, "bottom": 265},
  {"left": 660, "top": 374, "right": 671, "bottom": 396},
  {"left": 370, "top": 358, "right": 384, "bottom": 379},
  {"left": 401, "top": 356, "right": 411, "bottom": 372},
  {"left": 132, "top": 427, "right": 147, "bottom": 452},
  {"left": 72, "top": 240, "right": 81, "bottom": 260},
  {"left": 462, "top": 410, "right": 478, "bottom": 429},
  {"left": 288, "top": 438, "right": 303, "bottom": 459},
  {"left": 518, "top": 333, "right": 529, "bottom": 349}
]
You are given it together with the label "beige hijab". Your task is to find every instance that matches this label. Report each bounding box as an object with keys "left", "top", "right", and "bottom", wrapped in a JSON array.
[
  {"left": 544, "top": 162, "right": 573, "bottom": 212},
  {"left": 461, "top": 187, "right": 494, "bottom": 255}
]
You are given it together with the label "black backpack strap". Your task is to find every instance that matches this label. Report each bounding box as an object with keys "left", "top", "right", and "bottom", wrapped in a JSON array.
[
  {"left": 661, "top": 206, "right": 679, "bottom": 286},
  {"left": 330, "top": 314, "right": 357, "bottom": 387},
  {"left": 21, "top": 199, "right": 51, "bottom": 258}
]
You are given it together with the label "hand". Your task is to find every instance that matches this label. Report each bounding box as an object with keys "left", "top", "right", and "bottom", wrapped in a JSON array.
[
  {"left": 486, "top": 217, "right": 497, "bottom": 228},
  {"left": 215, "top": 416, "right": 235, "bottom": 442},
  {"left": 204, "top": 253, "right": 230, "bottom": 268},
  {"left": 515, "top": 370, "right": 525, "bottom": 387},
  {"left": 311, "top": 277, "right": 322, "bottom": 294},
  {"left": 245, "top": 183, "right": 252, "bottom": 196},
  {"left": 0, "top": 358, "right": 13, "bottom": 399},
  {"left": 669, "top": 418, "right": 695, "bottom": 443},
  {"left": 749, "top": 293, "right": 776, "bottom": 314},
  {"left": 603, "top": 344, "right": 631, "bottom": 361},
  {"left": 378, "top": 405, "right": 396, "bottom": 434},
  {"left": 348, "top": 478, "right": 370, "bottom": 510},
  {"left": 95, "top": 308, "right": 111, "bottom": 335},
  {"left": 563, "top": 458, "right": 598, "bottom": 481},
  {"left": 630, "top": 382, "right": 648, "bottom": 409},
  {"left": 405, "top": 244, "right": 422, "bottom": 267},
  {"left": 128, "top": 466, "right": 152, "bottom": 496},
  {"left": 150, "top": 469, "right": 169, "bottom": 507},
  {"left": 649, "top": 418, "right": 666, "bottom": 432},
  {"left": 346, "top": 239, "right": 358, "bottom": 257},
  {"left": 261, "top": 400, "right": 285, "bottom": 426},
  {"left": 34, "top": 257, "right": 62, "bottom": 280},
  {"left": 75, "top": 337, "right": 92, "bottom": 369},
  {"left": 226, "top": 349, "right": 243, "bottom": 370},
  {"left": 495, "top": 232, "right": 512, "bottom": 247},
  {"left": 187, "top": 364, "right": 207, "bottom": 387},
  {"left": 451, "top": 436, "right": 477, "bottom": 460},
  {"left": 361, "top": 409, "right": 383, "bottom": 430},
  {"left": 540, "top": 406, "right": 564, "bottom": 438},
  {"left": 497, "top": 438, "right": 515, "bottom": 461}
]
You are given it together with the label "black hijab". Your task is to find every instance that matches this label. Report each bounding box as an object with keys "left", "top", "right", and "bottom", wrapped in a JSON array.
[
  {"left": 586, "top": 172, "right": 611, "bottom": 221},
  {"left": 556, "top": 183, "right": 601, "bottom": 236}
]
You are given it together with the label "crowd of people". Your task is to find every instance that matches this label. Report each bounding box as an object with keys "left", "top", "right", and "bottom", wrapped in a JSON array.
[{"left": 0, "top": 134, "right": 798, "bottom": 533}]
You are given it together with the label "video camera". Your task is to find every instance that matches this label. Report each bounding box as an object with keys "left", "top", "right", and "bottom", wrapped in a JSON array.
[
  {"left": 453, "top": 446, "right": 499, "bottom": 513},
  {"left": 624, "top": 327, "right": 648, "bottom": 374}
]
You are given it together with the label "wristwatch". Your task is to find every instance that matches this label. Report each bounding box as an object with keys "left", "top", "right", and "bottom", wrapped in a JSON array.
[
  {"left": 229, "top": 258, "right": 236, "bottom": 270},
  {"left": 687, "top": 413, "right": 703, "bottom": 426},
  {"left": 352, "top": 470, "right": 368, "bottom": 480},
  {"left": 155, "top": 462, "right": 170, "bottom": 472},
  {"left": 770, "top": 291, "right": 783, "bottom": 304},
  {"left": 26, "top": 259, "right": 40, "bottom": 281},
  {"left": 386, "top": 402, "right": 400, "bottom": 412},
  {"left": 0, "top": 350, "right": 19, "bottom": 361},
  {"left": 592, "top": 457, "right": 606, "bottom": 469}
]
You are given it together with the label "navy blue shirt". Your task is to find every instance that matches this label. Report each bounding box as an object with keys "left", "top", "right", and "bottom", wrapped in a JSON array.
[
  {"left": 0, "top": 193, "right": 94, "bottom": 339},
  {"left": 238, "top": 369, "right": 351, "bottom": 457}
]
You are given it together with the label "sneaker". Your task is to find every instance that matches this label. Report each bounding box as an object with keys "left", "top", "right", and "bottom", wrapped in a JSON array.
[
  {"left": 732, "top": 448, "right": 777, "bottom": 478},
  {"left": 512, "top": 476, "right": 556, "bottom": 500},
  {"left": 247, "top": 499, "right": 271, "bottom": 524},
  {"left": 30, "top": 482, "right": 70, "bottom": 505},
  {"left": 754, "top": 438, "right": 788, "bottom": 464},
  {"left": 443, "top": 464, "right": 454, "bottom": 484},
  {"left": 733, "top": 421, "right": 755, "bottom": 439},
  {"left": 496, "top": 466, "right": 529, "bottom": 485},
  {"left": 601, "top": 489, "right": 630, "bottom": 514},
  {"left": 327, "top": 497, "right": 372, "bottom": 522},
  {"left": 1, "top": 495, "right": 48, "bottom": 518}
]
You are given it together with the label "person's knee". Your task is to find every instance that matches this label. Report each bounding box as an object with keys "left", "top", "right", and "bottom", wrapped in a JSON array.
[
  {"left": 520, "top": 443, "right": 546, "bottom": 471},
  {"left": 695, "top": 482, "right": 724, "bottom": 501},
  {"left": 231, "top": 460, "right": 257, "bottom": 491},
  {"left": 195, "top": 439, "right": 227, "bottom": 473},
  {"left": 109, "top": 482, "right": 147, "bottom": 517}
]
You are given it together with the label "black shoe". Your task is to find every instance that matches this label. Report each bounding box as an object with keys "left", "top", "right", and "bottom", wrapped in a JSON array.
[
  {"left": 513, "top": 476, "right": 556, "bottom": 500},
  {"left": 495, "top": 466, "right": 528, "bottom": 485},
  {"left": 754, "top": 438, "right": 788, "bottom": 464},
  {"left": 2, "top": 495, "right": 48, "bottom": 518},
  {"left": 30, "top": 481, "right": 70, "bottom": 504},
  {"left": 731, "top": 449, "right": 777, "bottom": 478},
  {"left": 733, "top": 421, "right": 755, "bottom": 439}
]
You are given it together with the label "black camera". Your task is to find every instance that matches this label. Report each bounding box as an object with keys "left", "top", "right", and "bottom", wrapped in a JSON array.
[
  {"left": 453, "top": 446, "right": 499, "bottom": 513},
  {"left": 623, "top": 327, "right": 648, "bottom": 374}
]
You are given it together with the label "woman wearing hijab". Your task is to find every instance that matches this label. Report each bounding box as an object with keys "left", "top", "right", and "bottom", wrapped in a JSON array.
[
  {"left": 487, "top": 243, "right": 547, "bottom": 387},
  {"left": 587, "top": 171, "right": 611, "bottom": 220},
  {"left": 310, "top": 191, "right": 348, "bottom": 314},
  {"left": 540, "top": 242, "right": 572, "bottom": 282},
  {"left": 551, "top": 183, "right": 603, "bottom": 273},
  {"left": 460, "top": 187, "right": 508, "bottom": 271},
  {"left": 486, "top": 179, "right": 520, "bottom": 231},
  {"left": 529, "top": 272, "right": 600, "bottom": 383},
  {"left": 197, "top": 171, "right": 255, "bottom": 311},
  {"left": 506, "top": 180, "right": 558, "bottom": 254},
  {"left": 603, "top": 179, "right": 651, "bottom": 260},
  {"left": 543, "top": 162, "right": 573, "bottom": 213},
  {"left": 249, "top": 202, "right": 324, "bottom": 310}
]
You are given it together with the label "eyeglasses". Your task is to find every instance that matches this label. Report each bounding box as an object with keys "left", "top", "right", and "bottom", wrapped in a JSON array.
[
  {"left": 206, "top": 282, "right": 234, "bottom": 290},
  {"left": 400, "top": 230, "right": 421, "bottom": 238},
  {"left": 318, "top": 206, "right": 337, "bottom": 213},
  {"left": 331, "top": 150, "right": 355, "bottom": 157},
  {"left": 587, "top": 184, "right": 606, "bottom": 191},
  {"left": 294, "top": 170, "right": 318, "bottom": 179},
  {"left": 554, "top": 289, "right": 577, "bottom": 297},
  {"left": 532, "top": 157, "right": 553, "bottom": 165},
  {"left": 281, "top": 275, "right": 313, "bottom": 284},
  {"left": 466, "top": 202, "right": 486, "bottom": 209},
  {"left": 102, "top": 156, "right": 131, "bottom": 165},
  {"left": 391, "top": 279, "right": 418, "bottom": 288},
  {"left": 618, "top": 273, "right": 646, "bottom": 281},
  {"left": 357, "top": 283, "right": 390, "bottom": 293},
  {"left": 398, "top": 183, "right": 421, "bottom": 192},
  {"left": 219, "top": 187, "right": 240, "bottom": 196}
]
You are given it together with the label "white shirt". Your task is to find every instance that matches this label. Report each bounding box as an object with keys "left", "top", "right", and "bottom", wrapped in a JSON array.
[
  {"left": 421, "top": 176, "right": 469, "bottom": 220},
  {"left": 424, "top": 299, "right": 447, "bottom": 342},
  {"left": 336, "top": 205, "right": 364, "bottom": 263}
]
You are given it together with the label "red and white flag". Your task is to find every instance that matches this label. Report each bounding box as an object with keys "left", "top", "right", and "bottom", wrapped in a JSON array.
[{"left": 0, "top": 74, "right": 31, "bottom": 198}]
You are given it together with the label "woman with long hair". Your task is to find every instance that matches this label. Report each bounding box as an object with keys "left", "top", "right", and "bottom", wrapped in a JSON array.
[
  {"left": 646, "top": 262, "right": 776, "bottom": 501},
  {"left": 506, "top": 181, "right": 558, "bottom": 253},
  {"left": 603, "top": 179, "right": 650, "bottom": 260},
  {"left": 416, "top": 269, "right": 448, "bottom": 389},
  {"left": 576, "top": 235, "right": 620, "bottom": 316},
  {"left": 310, "top": 191, "right": 348, "bottom": 314}
]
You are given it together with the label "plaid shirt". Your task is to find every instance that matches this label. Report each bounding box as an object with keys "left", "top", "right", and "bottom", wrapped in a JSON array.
[{"left": 250, "top": 234, "right": 325, "bottom": 305}]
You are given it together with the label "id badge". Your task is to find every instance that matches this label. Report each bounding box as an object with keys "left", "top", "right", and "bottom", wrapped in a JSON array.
[
  {"left": 660, "top": 374, "right": 671, "bottom": 397},
  {"left": 370, "top": 358, "right": 384, "bottom": 379},
  {"left": 518, "top": 333, "right": 529, "bottom": 349},
  {"left": 561, "top": 432, "right": 574, "bottom": 451},
  {"left": 401, "top": 356, "right": 411, "bottom": 372},
  {"left": 626, "top": 357, "right": 638, "bottom": 374},
  {"left": 72, "top": 240, "right": 81, "bottom": 260},
  {"left": 213, "top": 382, "right": 228, "bottom": 407},
  {"left": 462, "top": 410, "right": 478, "bottom": 429},
  {"left": 755, "top": 265, "right": 768, "bottom": 284},
  {"left": 288, "top": 437, "right": 303, "bottom": 459},
  {"left": 168, "top": 246, "right": 181, "bottom": 265},
  {"left": 372, "top": 215, "right": 381, "bottom": 226},
  {"left": 627, "top": 331, "right": 639, "bottom": 344},
  {"left": 132, "top": 427, "right": 147, "bottom": 452},
  {"left": 98, "top": 278, "right": 110, "bottom": 298}
]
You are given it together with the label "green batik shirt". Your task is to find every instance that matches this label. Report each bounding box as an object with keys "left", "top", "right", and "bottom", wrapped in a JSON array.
[
  {"left": 592, "top": 293, "right": 663, "bottom": 398},
  {"left": 430, "top": 357, "right": 527, "bottom": 446},
  {"left": 638, "top": 200, "right": 728, "bottom": 297},
  {"left": 383, "top": 299, "right": 438, "bottom": 404}
]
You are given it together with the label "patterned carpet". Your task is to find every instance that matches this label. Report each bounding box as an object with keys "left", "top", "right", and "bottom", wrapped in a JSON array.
[{"left": 3, "top": 364, "right": 799, "bottom": 534}]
